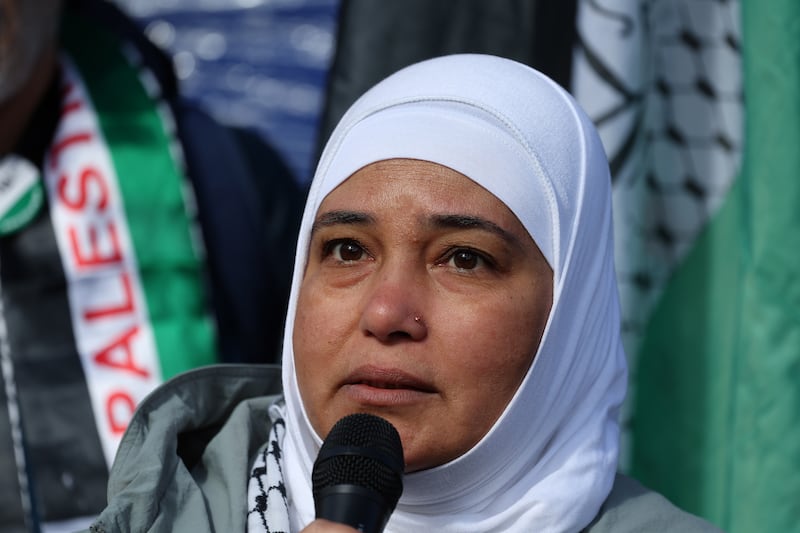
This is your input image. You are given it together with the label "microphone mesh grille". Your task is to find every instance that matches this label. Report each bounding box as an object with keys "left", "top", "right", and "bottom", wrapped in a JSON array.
[{"left": 312, "top": 413, "right": 404, "bottom": 502}]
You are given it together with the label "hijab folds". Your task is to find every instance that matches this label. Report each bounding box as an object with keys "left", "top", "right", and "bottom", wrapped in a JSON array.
[{"left": 279, "top": 54, "right": 628, "bottom": 533}]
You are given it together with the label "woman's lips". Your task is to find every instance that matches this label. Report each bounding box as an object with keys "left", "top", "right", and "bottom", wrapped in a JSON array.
[{"left": 340, "top": 365, "right": 436, "bottom": 405}]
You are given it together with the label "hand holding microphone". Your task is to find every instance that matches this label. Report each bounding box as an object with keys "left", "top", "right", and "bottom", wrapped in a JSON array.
[{"left": 307, "top": 413, "right": 404, "bottom": 533}]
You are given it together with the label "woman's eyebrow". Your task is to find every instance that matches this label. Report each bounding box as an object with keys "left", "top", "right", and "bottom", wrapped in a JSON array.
[
  {"left": 431, "top": 215, "right": 521, "bottom": 246},
  {"left": 311, "top": 210, "right": 521, "bottom": 247},
  {"left": 311, "top": 210, "right": 374, "bottom": 236},
  {"left": 430, "top": 214, "right": 521, "bottom": 248}
]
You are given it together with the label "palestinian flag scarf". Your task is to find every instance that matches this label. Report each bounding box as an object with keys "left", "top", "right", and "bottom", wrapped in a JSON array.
[{"left": 0, "top": 11, "right": 215, "bottom": 530}]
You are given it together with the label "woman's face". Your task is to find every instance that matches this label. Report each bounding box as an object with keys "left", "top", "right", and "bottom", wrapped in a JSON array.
[{"left": 294, "top": 158, "right": 553, "bottom": 472}]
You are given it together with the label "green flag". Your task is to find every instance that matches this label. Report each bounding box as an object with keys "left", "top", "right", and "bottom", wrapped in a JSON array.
[{"left": 631, "top": 1, "right": 800, "bottom": 531}]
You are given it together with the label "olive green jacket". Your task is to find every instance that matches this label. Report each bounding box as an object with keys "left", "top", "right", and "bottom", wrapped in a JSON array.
[{"left": 84, "top": 365, "right": 723, "bottom": 533}]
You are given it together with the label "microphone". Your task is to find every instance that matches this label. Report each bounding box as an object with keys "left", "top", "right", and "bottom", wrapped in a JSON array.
[{"left": 312, "top": 413, "right": 404, "bottom": 533}]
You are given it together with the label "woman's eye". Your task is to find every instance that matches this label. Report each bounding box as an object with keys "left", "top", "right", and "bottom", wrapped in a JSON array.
[
  {"left": 447, "top": 249, "right": 484, "bottom": 271},
  {"left": 329, "top": 240, "right": 366, "bottom": 262}
]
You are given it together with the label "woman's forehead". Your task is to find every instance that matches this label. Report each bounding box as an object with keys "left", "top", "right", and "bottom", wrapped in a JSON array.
[
  {"left": 309, "top": 97, "right": 561, "bottom": 270},
  {"left": 318, "top": 159, "right": 510, "bottom": 215},
  {"left": 314, "top": 159, "right": 538, "bottom": 249}
]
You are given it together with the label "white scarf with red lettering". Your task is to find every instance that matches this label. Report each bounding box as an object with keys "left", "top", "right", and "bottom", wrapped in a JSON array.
[
  {"left": 275, "top": 54, "right": 628, "bottom": 533},
  {"left": 44, "top": 56, "right": 164, "bottom": 468}
]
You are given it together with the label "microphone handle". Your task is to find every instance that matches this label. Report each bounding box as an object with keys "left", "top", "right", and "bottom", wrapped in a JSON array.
[{"left": 315, "top": 484, "right": 393, "bottom": 533}]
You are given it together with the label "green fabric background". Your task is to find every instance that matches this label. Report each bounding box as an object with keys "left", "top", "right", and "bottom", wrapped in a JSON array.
[{"left": 631, "top": 1, "right": 800, "bottom": 531}]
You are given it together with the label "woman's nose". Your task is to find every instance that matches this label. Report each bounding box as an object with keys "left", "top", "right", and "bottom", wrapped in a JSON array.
[{"left": 358, "top": 266, "right": 428, "bottom": 343}]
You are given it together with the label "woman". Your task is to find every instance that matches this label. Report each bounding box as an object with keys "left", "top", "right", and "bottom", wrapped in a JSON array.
[{"left": 88, "top": 54, "right": 721, "bottom": 532}]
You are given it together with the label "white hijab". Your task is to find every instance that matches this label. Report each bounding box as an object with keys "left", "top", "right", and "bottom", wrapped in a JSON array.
[{"left": 279, "top": 54, "right": 627, "bottom": 533}]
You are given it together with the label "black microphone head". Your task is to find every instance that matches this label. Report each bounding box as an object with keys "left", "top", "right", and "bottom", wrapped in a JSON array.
[{"left": 312, "top": 413, "right": 404, "bottom": 532}]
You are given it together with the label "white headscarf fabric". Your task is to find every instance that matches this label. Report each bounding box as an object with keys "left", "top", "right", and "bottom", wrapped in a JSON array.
[{"left": 279, "top": 54, "right": 628, "bottom": 533}]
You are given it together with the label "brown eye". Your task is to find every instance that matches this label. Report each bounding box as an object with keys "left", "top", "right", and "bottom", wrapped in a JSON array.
[
  {"left": 451, "top": 250, "right": 480, "bottom": 270},
  {"left": 332, "top": 240, "right": 366, "bottom": 262}
]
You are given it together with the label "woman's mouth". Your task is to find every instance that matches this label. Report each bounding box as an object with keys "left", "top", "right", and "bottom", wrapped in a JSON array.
[{"left": 341, "top": 365, "right": 437, "bottom": 405}]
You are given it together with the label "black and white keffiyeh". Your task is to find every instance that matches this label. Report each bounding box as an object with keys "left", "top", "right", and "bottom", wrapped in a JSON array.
[{"left": 247, "top": 402, "right": 290, "bottom": 533}]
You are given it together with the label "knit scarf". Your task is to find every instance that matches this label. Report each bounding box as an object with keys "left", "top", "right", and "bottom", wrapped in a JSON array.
[{"left": 49, "top": 14, "right": 217, "bottom": 467}]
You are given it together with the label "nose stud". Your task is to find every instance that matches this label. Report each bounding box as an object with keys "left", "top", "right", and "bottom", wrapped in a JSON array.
[{"left": 414, "top": 315, "right": 424, "bottom": 326}]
